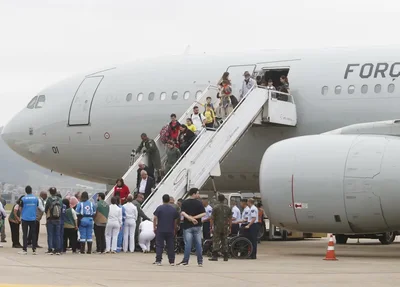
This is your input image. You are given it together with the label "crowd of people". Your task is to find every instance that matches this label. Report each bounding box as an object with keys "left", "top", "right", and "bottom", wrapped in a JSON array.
[{"left": 0, "top": 185, "right": 264, "bottom": 265}]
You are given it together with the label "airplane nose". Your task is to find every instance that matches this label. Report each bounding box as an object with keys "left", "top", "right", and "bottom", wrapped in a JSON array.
[{"left": 1, "top": 112, "right": 45, "bottom": 163}]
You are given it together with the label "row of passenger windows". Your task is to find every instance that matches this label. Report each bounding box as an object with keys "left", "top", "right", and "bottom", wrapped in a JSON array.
[
  {"left": 127, "top": 90, "right": 203, "bottom": 102},
  {"left": 322, "top": 83, "right": 396, "bottom": 95}
]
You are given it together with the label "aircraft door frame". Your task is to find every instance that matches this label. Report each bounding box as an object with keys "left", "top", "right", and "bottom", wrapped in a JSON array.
[
  {"left": 225, "top": 64, "right": 256, "bottom": 97},
  {"left": 68, "top": 76, "right": 104, "bottom": 126}
]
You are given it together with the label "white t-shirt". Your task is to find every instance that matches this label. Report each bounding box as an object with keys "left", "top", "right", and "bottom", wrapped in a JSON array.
[
  {"left": 232, "top": 205, "right": 241, "bottom": 223},
  {"left": 191, "top": 113, "right": 204, "bottom": 131},
  {"left": 139, "top": 220, "right": 153, "bottom": 233}
]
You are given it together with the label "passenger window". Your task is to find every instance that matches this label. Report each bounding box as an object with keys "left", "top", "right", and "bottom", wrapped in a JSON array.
[
  {"left": 137, "top": 93, "right": 143, "bottom": 101},
  {"left": 374, "top": 84, "right": 381, "bottom": 93},
  {"left": 348, "top": 85, "right": 355, "bottom": 94},
  {"left": 35, "top": 95, "right": 46, "bottom": 108},
  {"left": 172, "top": 91, "right": 178, "bottom": 100},
  {"left": 126, "top": 93, "right": 132, "bottom": 102},
  {"left": 321, "top": 86, "right": 328, "bottom": 96},
  {"left": 160, "top": 92, "right": 166, "bottom": 100},
  {"left": 148, "top": 92, "right": 155, "bottom": 101},
  {"left": 388, "top": 83, "right": 395, "bottom": 93},
  {"left": 334, "top": 86, "right": 342, "bottom": 95},
  {"left": 27, "top": 96, "right": 38, "bottom": 109},
  {"left": 361, "top": 85, "right": 368, "bottom": 94},
  {"left": 183, "top": 91, "right": 190, "bottom": 100},
  {"left": 196, "top": 90, "right": 203, "bottom": 100}
]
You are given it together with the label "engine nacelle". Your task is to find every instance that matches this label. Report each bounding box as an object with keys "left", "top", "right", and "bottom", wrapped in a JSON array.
[{"left": 260, "top": 134, "right": 400, "bottom": 233}]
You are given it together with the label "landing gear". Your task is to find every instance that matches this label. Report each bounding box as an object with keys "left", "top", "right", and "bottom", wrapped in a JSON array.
[
  {"left": 335, "top": 234, "right": 348, "bottom": 244},
  {"left": 378, "top": 232, "right": 396, "bottom": 245}
]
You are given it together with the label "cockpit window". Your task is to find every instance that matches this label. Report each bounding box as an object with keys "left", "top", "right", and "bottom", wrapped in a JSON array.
[
  {"left": 27, "top": 96, "right": 38, "bottom": 109},
  {"left": 35, "top": 95, "right": 46, "bottom": 109}
]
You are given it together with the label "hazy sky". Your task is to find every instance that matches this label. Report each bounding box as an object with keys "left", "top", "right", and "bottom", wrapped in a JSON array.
[{"left": 0, "top": 0, "right": 399, "bottom": 126}]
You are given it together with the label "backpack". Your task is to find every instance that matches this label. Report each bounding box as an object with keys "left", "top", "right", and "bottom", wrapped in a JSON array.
[
  {"left": 230, "top": 95, "right": 239, "bottom": 108},
  {"left": 159, "top": 124, "right": 170, "bottom": 144},
  {"left": 50, "top": 197, "right": 61, "bottom": 219}
]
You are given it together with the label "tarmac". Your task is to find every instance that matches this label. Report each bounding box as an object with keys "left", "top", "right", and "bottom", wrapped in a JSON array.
[{"left": 2, "top": 222, "right": 400, "bottom": 287}]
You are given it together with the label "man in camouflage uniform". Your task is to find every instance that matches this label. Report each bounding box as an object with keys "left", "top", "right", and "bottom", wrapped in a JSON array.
[
  {"left": 136, "top": 133, "right": 162, "bottom": 182},
  {"left": 209, "top": 194, "right": 232, "bottom": 262}
]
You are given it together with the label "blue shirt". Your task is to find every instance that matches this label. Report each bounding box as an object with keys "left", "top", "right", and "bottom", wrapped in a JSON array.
[
  {"left": 20, "top": 194, "right": 39, "bottom": 221},
  {"left": 153, "top": 204, "right": 179, "bottom": 233},
  {"left": 76, "top": 200, "right": 96, "bottom": 223}
]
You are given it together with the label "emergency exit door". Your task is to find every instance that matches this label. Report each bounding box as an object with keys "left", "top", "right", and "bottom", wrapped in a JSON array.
[{"left": 68, "top": 76, "right": 103, "bottom": 126}]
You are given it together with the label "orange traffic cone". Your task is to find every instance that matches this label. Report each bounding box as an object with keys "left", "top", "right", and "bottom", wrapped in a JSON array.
[{"left": 323, "top": 235, "right": 338, "bottom": 261}]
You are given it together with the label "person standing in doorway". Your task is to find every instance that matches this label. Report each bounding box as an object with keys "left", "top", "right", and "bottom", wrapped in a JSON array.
[
  {"left": 209, "top": 194, "right": 232, "bottom": 261},
  {"left": 153, "top": 194, "right": 179, "bottom": 266},
  {"left": 123, "top": 194, "right": 138, "bottom": 253},
  {"left": 245, "top": 198, "right": 258, "bottom": 259},
  {"left": 178, "top": 188, "right": 206, "bottom": 267},
  {"left": 19, "top": 186, "right": 39, "bottom": 255},
  {"left": 240, "top": 71, "right": 257, "bottom": 99},
  {"left": 201, "top": 198, "right": 212, "bottom": 240},
  {"left": 94, "top": 192, "right": 109, "bottom": 254}
]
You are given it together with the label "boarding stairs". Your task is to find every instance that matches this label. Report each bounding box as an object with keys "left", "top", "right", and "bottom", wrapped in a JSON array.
[{"left": 105, "top": 86, "right": 297, "bottom": 218}]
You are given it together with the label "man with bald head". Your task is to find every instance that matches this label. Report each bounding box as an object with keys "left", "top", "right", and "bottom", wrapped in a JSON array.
[
  {"left": 136, "top": 162, "right": 154, "bottom": 189},
  {"left": 138, "top": 170, "right": 155, "bottom": 199},
  {"left": 27, "top": 191, "right": 47, "bottom": 248}
]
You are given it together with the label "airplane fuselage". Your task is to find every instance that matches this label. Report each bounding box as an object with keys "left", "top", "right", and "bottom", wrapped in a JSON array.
[{"left": 2, "top": 47, "right": 400, "bottom": 193}]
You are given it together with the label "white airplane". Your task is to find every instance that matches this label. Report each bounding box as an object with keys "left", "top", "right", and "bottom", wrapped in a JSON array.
[{"left": 2, "top": 46, "right": 400, "bottom": 238}]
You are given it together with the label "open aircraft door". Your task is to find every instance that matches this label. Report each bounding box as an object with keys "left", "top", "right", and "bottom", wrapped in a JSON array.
[{"left": 226, "top": 64, "right": 256, "bottom": 98}]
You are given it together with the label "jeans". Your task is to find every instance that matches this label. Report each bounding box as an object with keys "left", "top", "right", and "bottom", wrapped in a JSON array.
[
  {"left": 22, "top": 220, "right": 36, "bottom": 251},
  {"left": 47, "top": 220, "right": 61, "bottom": 252},
  {"left": 183, "top": 226, "right": 203, "bottom": 264}
]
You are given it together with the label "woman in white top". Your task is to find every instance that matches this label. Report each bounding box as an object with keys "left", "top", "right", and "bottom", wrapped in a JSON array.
[
  {"left": 122, "top": 195, "right": 138, "bottom": 253},
  {"left": 138, "top": 219, "right": 155, "bottom": 253},
  {"left": 105, "top": 197, "right": 122, "bottom": 253}
]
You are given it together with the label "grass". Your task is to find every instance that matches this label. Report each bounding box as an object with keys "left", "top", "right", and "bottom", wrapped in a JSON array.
[{"left": 4, "top": 205, "right": 12, "bottom": 211}]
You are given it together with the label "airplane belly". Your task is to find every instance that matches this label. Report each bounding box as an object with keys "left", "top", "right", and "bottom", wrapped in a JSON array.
[{"left": 260, "top": 134, "right": 400, "bottom": 234}]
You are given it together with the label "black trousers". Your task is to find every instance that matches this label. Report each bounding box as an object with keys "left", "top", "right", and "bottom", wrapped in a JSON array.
[
  {"left": 230, "top": 224, "right": 239, "bottom": 236},
  {"left": 63, "top": 228, "right": 77, "bottom": 252},
  {"left": 156, "top": 231, "right": 175, "bottom": 263},
  {"left": 22, "top": 220, "right": 36, "bottom": 251},
  {"left": 248, "top": 224, "right": 258, "bottom": 259},
  {"left": 9, "top": 221, "right": 20, "bottom": 246},
  {"left": 27, "top": 220, "right": 40, "bottom": 246},
  {"left": 94, "top": 224, "right": 106, "bottom": 252},
  {"left": 203, "top": 222, "right": 211, "bottom": 240}
]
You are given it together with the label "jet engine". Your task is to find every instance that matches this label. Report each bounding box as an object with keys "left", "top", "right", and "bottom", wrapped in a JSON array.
[{"left": 259, "top": 134, "right": 400, "bottom": 233}]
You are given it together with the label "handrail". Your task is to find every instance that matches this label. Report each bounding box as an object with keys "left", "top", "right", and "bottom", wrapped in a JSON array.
[
  {"left": 189, "top": 85, "right": 258, "bottom": 160},
  {"left": 257, "top": 85, "right": 294, "bottom": 104},
  {"left": 142, "top": 127, "right": 208, "bottom": 206}
]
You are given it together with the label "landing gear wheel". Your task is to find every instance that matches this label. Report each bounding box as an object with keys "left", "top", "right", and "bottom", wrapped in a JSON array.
[
  {"left": 335, "top": 234, "right": 348, "bottom": 244},
  {"left": 230, "top": 237, "right": 253, "bottom": 259},
  {"left": 379, "top": 232, "right": 396, "bottom": 245}
]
